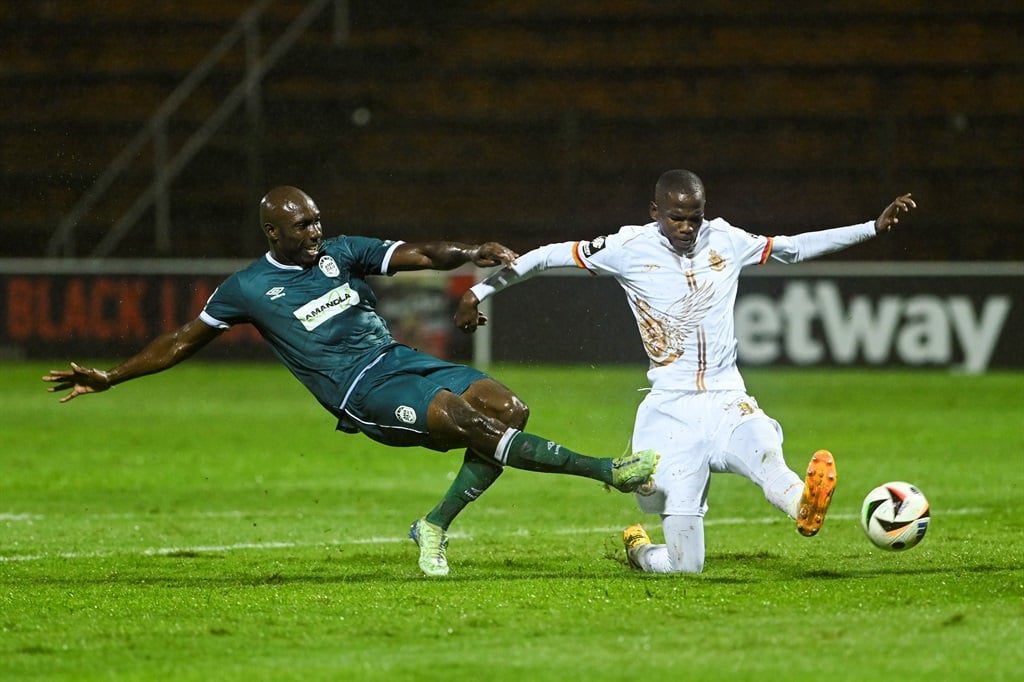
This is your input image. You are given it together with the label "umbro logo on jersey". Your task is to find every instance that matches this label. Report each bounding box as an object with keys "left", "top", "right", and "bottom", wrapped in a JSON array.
[{"left": 265, "top": 287, "right": 286, "bottom": 300}]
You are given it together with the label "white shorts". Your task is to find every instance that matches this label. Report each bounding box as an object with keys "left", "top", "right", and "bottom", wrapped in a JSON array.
[{"left": 631, "top": 389, "right": 784, "bottom": 517}]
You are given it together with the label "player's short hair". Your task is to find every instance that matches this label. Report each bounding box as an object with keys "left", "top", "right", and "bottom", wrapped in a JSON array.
[{"left": 655, "top": 170, "right": 705, "bottom": 202}]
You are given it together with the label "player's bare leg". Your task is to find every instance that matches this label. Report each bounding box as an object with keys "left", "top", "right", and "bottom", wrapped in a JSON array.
[
  {"left": 425, "top": 389, "right": 657, "bottom": 490},
  {"left": 411, "top": 379, "right": 524, "bottom": 577},
  {"left": 797, "top": 450, "right": 837, "bottom": 536},
  {"left": 412, "top": 381, "right": 657, "bottom": 576},
  {"left": 422, "top": 379, "right": 524, "bottom": 530}
]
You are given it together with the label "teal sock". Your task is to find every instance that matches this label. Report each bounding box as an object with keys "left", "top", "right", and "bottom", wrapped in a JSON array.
[
  {"left": 502, "top": 431, "right": 613, "bottom": 484},
  {"left": 425, "top": 450, "right": 503, "bottom": 530}
]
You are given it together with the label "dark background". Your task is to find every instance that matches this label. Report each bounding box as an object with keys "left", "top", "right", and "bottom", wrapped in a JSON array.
[{"left": 2, "top": 0, "right": 1022, "bottom": 262}]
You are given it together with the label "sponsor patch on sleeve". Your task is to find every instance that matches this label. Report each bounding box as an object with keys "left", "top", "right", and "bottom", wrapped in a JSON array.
[{"left": 580, "top": 235, "right": 608, "bottom": 257}]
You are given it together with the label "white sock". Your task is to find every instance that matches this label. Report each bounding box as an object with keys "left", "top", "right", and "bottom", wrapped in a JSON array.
[
  {"left": 760, "top": 454, "right": 803, "bottom": 519},
  {"left": 630, "top": 515, "right": 705, "bottom": 574},
  {"left": 631, "top": 542, "right": 673, "bottom": 573},
  {"left": 493, "top": 427, "right": 520, "bottom": 465},
  {"left": 664, "top": 514, "right": 705, "bottom": 573},
  {"left": 725, "top": 420, "right": 803, "bottom": 520}
]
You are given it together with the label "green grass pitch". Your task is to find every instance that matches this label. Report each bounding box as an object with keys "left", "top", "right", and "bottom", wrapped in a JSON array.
[{"left": 2, "top": 361, "right": 1022, "bottom": 681}]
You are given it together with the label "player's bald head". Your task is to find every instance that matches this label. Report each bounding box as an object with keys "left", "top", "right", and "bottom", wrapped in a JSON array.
[
  {"left": 260, "top": 186, "right": 316, "bottom": 228},
  {"left": 655, "top": 170, "right": 705, "bottom": 203}
]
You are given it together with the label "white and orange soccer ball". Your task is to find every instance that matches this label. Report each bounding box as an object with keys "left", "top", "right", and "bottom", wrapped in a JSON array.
[{"left": 860, "top": 481, "right": 931, "bottom": 551}]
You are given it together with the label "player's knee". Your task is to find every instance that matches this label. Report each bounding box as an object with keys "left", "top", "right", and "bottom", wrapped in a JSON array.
[
  {"left": 502, "top": 395, "right": 529, "bottom": 430},
  {"left": 484, "top": 389, "right": 529, "bottom": 429},
  {"left": 428, "top": 392, "right": 506, "bottom": 452},
  {"left": 461, "top": 407, "right": 517, "bottom": 455},
  {"left": 462, "top": 379, "right": 529, "bottom": 429}
]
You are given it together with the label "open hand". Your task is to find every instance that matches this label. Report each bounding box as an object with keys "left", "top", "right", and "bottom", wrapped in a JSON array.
[
  {"left": 42, "top": 362, "right": 112, "bottom": 403},
  {"left": 876, "top": 193, "right": 917, "bottom": 234}
]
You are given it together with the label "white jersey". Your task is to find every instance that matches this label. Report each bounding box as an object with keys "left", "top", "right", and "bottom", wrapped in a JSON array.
[{"left": 472, "top": 218, "right": 876, "bottom": 392}]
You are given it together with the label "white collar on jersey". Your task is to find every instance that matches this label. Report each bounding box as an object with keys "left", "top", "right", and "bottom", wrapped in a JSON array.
[{"left": 264, "top": 252, "right": 306, "bottom": 271}]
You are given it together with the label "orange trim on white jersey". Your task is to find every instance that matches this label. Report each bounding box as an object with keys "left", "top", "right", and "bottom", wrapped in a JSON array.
[
  {"left": 571, "top": 241, "right": 597, "bottom": 273},
  {"left": 571, "top": 241, "right": 586, "bottom": 268},
  {"left": 759, "top": 237, "right": 774, "bottom": 264}
]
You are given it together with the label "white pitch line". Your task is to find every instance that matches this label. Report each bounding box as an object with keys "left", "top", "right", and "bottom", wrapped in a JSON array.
[
  {"left": 0, "top": 508, "right": 984, "bottom": 563},
  {"left": 0, "top": 508, "right": 984, "bottom": 525},
  {"left": 552, "top": 508, "right": 983, "bottom": 535},
  {"left": 142, "top": 541, "right": 298, "bottom": 556},
  {"left": 1, "top": 510, "right": 307, "bottom": 522},
  {"left": 0, "top": 513, "right": 44, "bottom": 521}
]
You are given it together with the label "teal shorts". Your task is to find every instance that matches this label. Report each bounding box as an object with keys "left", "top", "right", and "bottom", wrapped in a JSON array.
[{"left": 335, "top": 345, "right": 488, "bottom": 448}]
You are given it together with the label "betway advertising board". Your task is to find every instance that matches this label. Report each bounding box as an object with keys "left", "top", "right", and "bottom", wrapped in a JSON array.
[
  {"left": 487, "top": 262, "right": 1022, "bottom": 372},
  {"left": 1, "top": 260, "right": 1020, "bottom": 371}
]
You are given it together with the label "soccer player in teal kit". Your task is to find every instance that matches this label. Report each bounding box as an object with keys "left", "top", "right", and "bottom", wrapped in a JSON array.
[{"left": 44, "top": 186, "right": 657, "bottom": 577}]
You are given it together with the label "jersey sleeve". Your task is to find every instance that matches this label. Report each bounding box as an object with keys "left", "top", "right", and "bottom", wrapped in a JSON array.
[
  {"left": 200, "top": 274, "right": 248, "bottom": 329},
  {"left": 469, "top": 229, "right": 637, "bottom": 301},
  {"left": 469, "top": 241, "right": 580, "bottom": 301},
  {"left": 715, "top": 219, "right": 775, "bottom": 267},
  {"left": 766, "top": 221, "right": 876, "bottom": 264},
  {"left": 573, "top": 229, "right": 632, "bottom": 275},
  {"left": 337, "top": 236, "right": 402, "bottom": 276}
]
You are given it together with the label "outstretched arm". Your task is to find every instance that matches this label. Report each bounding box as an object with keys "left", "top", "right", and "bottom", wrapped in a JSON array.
[
  {"left": 455, "top": 241, "right": 580, "bottom": 332},
  {"left": 43, "top": 318, "right": 223, "bottom": 403},
  {"left": 388, "top": 241, "right": 518, "bottom": 272},
  {"left": 769, "top": 193, "right": 917, "bottom": 264}
]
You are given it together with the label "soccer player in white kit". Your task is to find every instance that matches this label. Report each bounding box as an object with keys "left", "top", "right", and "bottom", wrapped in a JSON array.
[{"left": 455, "top": 169, "right": 916, "bottom": 573}]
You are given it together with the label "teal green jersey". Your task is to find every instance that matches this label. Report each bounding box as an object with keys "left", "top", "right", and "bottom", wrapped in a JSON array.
[{"left": 200, "top": 235, "right": 403, "bottom": 411}]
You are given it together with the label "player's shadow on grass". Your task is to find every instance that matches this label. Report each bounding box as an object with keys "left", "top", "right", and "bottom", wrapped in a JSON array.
[
  {"left": 794, "top": 565, "right": 1009, "bottom": 579},
  {"left": 9, "top": 563, "right": 1011, "bottom": 587},
  {"left": 10, "top": 549, "right": 1012, "bottom": 585}
]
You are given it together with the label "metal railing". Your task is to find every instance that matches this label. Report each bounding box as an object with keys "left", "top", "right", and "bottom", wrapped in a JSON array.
[{"left": 46, "top": 0, "right": 348, "bottom": 258}]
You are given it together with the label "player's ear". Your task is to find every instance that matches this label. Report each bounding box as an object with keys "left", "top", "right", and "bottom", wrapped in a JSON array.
[
  {"left": 649, "top": 201, "right": 659, "bottom": 221},
  {"left": 262, "top": 222, "right": 278, "bottom": 241}
]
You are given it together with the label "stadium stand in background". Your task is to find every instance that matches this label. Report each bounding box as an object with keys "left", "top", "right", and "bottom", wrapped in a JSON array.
[{"left": 1, "top": 0, "right": 1021, "bottom": 260}]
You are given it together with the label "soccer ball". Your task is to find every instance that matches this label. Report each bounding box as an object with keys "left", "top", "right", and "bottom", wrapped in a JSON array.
[{"left": 860, "top": 481, "right": 930, "bottom": 551}]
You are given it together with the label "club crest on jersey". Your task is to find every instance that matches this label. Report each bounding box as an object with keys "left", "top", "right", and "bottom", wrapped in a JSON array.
[
  {"left": 395, "top": 405, "right": 417, "bottom": 424},
  {"left": 318, "top": 255, "right": 340, "bottom": 278},
  {"left": 581, "top": 236, "right": 608, "bottom": 257},
  {"left": 708, "top": 250, "right": 726, "bottom": 272}
]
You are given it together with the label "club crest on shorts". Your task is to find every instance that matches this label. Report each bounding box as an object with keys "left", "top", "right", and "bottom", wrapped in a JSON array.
[
  {"left": 395, "top": 405, "right": 417, "bottom": 424},
  {"left": 318, "top": 255, "right": 340, "bottom": 278}
]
